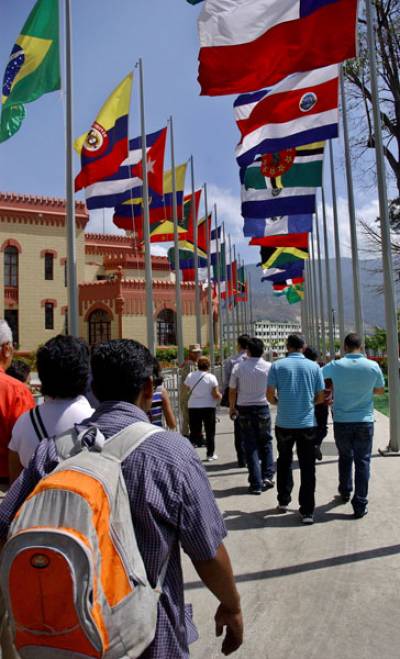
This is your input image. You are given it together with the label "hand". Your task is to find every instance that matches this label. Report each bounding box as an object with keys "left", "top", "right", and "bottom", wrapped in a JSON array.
[
  {"left": 215, "top": 603, "right": 244, "bottom": 655},
  {"left": 229, "top": 408, "right": 238, "bottom": 420}
]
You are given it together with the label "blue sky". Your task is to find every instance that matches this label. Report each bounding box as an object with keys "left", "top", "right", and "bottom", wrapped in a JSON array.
[{"left": 0, "top": 0, "right": 383, "bottom": 264}]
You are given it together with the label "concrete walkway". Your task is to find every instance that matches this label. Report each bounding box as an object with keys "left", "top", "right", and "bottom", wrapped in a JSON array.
[{"left": 184, "top": 409, "right": 400, "bottom": 659}]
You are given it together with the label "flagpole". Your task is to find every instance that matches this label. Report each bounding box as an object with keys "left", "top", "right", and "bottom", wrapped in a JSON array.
[
  {"left": 233, "top": 245, "right": 240, "bottom": 344},
  {"left": 248, "top": 272, "right": 254, "bottom": 335},
  {"left": 315, "top": 208, "right": 327, "bottom": 360},
  {"left": 228, "top": 234, "right": 235, "bottom": 354},
  {"left": 310, "top": 232, "right": 321, "bottom": 355},
  {"left": 307, "top": 260, "right": 315, "bottom": 347},
  {"left": 340, "top": 69, "right": 364, "bottom": 339},
  {"left": 204, "top": 184, "right": 215, "bottom": 367},
  {"left": 322, "top": 188, "right": 335, "bottom": 359},
  {"left": 191, "top": 156, "right": 202, "bottom": 346},
  {"left": 64, "top": 0, "right": 79, "bottom": 337},
  {"left": 169, "top": 116, "right": 184, "bottom": 366},
  {"left": 138, "top": 58, "right": 155, "bottom": 353},
  {"left": 222, "top": 222, "right": 232, "bottom": 355},
  {"left": 243, "top": 261, "right": 249, "bottom": 333},
  {"left": 214, "top": 205, "right": 224, "bottom": 382},
  {"left": 366, "top": 0, "right": 400, "bottom": 454},
  {"left": 329, "top": 140, "right": 345, "bottom": 353}
]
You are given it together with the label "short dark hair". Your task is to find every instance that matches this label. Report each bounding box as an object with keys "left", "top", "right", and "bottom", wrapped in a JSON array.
[
  {"left": 91, "top": 339, "right": 154, "bottom": 403},
  {"left": 304, "top": 346, "right": 318, "bottom": 362},
  {"left": 344, "top": 333, "right": 362, "bottom": 351},
  {"left": 287, "top": 334, "right": 305, "bottom": 351},
  {"left": 37, "top": 335, "right": 89, "bottom": 398},
  {"left": 247, "top": 337, "right": 264, "bottom": 358},
  {"left": 198, "top": 356, "right": 210, "bottom": 371},
  {"left": 237, "top": 334, "right": 250, "bottom": 350},
  {"left": 153, "top": 358, "right": 164, "bottom": 388},
  {"left": 6, "top": 359, "right": 31, "bottom": 383}
]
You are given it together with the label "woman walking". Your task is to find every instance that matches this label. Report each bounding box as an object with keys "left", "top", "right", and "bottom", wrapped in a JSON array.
[{"left": 185, "top": 356, "right": 222, "bottom": 461}]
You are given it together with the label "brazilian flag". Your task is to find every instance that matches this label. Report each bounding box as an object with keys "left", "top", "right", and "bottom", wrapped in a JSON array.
[{"left": 0, "top": 0, "right": 60, "bottom": 142}]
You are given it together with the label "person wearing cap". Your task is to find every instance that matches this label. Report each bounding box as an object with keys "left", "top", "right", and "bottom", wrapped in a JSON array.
[{"left": 180, "top": 344, "right": 202, "bottom": 437}]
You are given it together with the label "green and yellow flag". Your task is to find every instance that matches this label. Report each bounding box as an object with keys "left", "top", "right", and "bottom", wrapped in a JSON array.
[{"left": 0, "top": 0, "right": 60, "bottom": 142}]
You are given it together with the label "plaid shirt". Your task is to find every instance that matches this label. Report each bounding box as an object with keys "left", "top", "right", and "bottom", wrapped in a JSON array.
[{"left": 0, "top": 401, "right": 227, "bottom": 658}]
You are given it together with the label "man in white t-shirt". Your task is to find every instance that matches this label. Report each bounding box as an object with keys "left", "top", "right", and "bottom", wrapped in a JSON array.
[
  {"left": 9, "top": 335, "right": 94, "bottom": 481},
  {"left": 184, "top": 356, "right": 222, "bottom": 461}
]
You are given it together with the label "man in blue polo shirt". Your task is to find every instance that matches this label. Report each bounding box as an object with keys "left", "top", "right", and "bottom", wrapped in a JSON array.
[
  {"left": 267, "top": 334, "right": 325, "bottom": 524},
  {"left": 322, "top": 333, "right": 385, "bottom": 519}
]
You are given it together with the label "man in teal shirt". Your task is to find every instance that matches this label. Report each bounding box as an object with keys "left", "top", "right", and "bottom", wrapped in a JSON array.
[{"left": 322, "top": 333, "right": 385, "bottom": 518}]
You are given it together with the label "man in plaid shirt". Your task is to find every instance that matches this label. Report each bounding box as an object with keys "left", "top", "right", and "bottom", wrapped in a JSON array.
[{"left": 0, "top": 339, "right": 243, "bottom": 658}]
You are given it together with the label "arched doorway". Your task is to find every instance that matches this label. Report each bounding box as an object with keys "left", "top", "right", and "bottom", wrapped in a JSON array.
[
  {"left": 157, "top": 309, "right": 176, "bottom": 346},
  {"left": 88, "top": 309, "right": 111, "bottom": 346}
]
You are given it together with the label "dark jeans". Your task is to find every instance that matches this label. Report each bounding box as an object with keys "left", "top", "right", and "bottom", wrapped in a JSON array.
[
  {"left": 189, "top": 408, "right": 216, "bottom": 457},
  {"left": 315, "top": 404, "right": 329, "bottom": 446},
  {"left": 234, "top": 417, "right": 246, "bottom": 466},
  {"left": 276, "top": 426, "right": 317, "bottom": 516},
  {"left": 237, "top": 405, "right": 274, "bottom": 490},
  {"left": 333, "top": 422, "right": 374, "bottom": 513}
]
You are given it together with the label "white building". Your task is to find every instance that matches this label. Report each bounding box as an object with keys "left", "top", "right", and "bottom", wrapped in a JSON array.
[{"left": 254, "top": 320, "right": 302, "bottom": 357}]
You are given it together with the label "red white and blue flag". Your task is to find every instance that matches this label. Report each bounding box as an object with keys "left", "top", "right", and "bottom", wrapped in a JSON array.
[
  {"left": 198, "top": 0, "right": 358, "bottom": 95},
  {"left": 243, "top": 214, "right": 312, "bottom": 238}
]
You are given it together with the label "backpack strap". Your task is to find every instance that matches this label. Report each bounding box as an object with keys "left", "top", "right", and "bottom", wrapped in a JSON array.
[
  {"left": 29, "top": 407, "right": 48, "bottom": 442},
  {"left": 99, "top": 421, "right": 160, "bottom": 463}
]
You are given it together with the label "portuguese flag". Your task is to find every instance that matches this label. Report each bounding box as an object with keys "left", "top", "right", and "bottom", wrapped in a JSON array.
[{"left": 0, "top": 0, "right": 60, "bottom": 142}]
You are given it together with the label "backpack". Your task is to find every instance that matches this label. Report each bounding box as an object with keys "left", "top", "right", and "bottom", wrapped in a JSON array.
[{"left": 0, "top": 420, "right": 164, "bottom": 659}]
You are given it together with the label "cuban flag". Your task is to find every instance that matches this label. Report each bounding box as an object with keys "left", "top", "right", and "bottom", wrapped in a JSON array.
[{"left": 198, "top": 0, "right": 358, "bottom": 96}]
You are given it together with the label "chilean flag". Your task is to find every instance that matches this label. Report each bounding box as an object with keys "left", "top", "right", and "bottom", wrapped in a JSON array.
[{"left": 198, "top": 0, "right": 358, "bottom": 96}]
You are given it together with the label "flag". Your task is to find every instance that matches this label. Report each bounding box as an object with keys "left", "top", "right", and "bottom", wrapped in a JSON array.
[
  {"left": 243, "top": 142, "right": 325, "bottom": 191},
  {"left": 198, "top": 0, "right": 358, "bottom": 96},
  {"left": 168, "top": 247, "right": 208, "bottom": 269},
  {"left": 210, "top": 226, "right": 221, "bottom": 266},
  {"left": 243, "top": 214, "right": 312, "bottom": 238},
  {"left": 260, "top": 245, "right": 309, "bottom": 270},
  {"left": 222, "top": 260, "right": 237, "bottom": 302},
  {"left": 113, "top": 163, "right": 187, "bottom": 237},
  {"left": 273, "top": 277, "right": 304, "bottom": 293},
  {"left": 251, "top": 232, "right": 309, "bottom": 247},
  {"left": 84, "top": 127, "right": 167, "bottom": 210},
  {"left": 286, "top": 283, "right": 305, "bottom": 304},
  {"left": 180, "top": 213, "right": 210, "bottom": 254},
  {"left": 262, "top": 261, "right": 305, "bottom": 282},
  {"left": 236, "top": 265, "right": 248, "bottom": 302},
  {"left": 234, "top": 65, "right": 338, "bottom": 167},
  {"left": 0, "top": 0, "right": 60, "bottom": 142},
  {"left": 242, "top": 186, "right": 316, "bottom": 219},
  {"left": 74, "top": 73, "right": 133, "bottom": 192}
]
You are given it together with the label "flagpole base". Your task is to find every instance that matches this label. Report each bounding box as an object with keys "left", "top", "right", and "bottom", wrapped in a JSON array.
[{"left": 378, "top": 445, "right": 400, "bottom": 456}]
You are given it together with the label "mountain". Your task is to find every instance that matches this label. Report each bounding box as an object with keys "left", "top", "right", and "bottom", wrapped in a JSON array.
[{"left": 246, "top": 258, "right": 388, "bottom": 330}]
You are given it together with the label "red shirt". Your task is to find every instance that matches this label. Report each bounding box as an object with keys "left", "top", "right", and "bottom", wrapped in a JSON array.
[{"left": 0, "top": 367, "right": 35, "bottom": 479}]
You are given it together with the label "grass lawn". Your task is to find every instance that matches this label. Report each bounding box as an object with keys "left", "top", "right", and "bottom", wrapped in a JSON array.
[{"left": 374, "top": 388, "right": 389, "bottom": 416}]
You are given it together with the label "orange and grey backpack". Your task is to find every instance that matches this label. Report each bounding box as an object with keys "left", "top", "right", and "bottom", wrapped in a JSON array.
[{"left": 1, "top": 420, "right": 164, "bottom": 659}]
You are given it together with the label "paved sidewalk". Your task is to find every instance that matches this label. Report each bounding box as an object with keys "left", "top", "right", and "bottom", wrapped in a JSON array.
[{"left": 184, "top": 409, "right": 400, "bottom": 659}]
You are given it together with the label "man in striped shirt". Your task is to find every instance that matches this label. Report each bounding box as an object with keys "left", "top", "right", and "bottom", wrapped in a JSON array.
[
  {"left": 229, "top": 337, "right": 274, "bottom": 494},
  {"left": 267, "top": 334, "right": 325, "bottom": 525}
]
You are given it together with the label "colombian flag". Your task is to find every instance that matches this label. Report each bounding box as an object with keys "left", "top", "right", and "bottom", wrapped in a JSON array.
[
  {"left": 74, "top": 73, "right": 133, "bottom": 192},
  {"left": 0, "top": 0, "right": 60, "bottom": 142}
]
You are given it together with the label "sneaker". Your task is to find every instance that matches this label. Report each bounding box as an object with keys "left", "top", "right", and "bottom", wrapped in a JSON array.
[
  {"left": 301, "top": 514, "right": 314, "bottom": 525},
  {"left": 248, "top": 487, "right": 262, "bottom": 495},
  {"left": 341, "top": 494, "right": 351, "bottom": 503},
  {"left": 314, "top": 446, "right": 323, "bottom": 461},
  {"left": 276, "top": 504, "right": 288, "bottom": 512},
  {"left": 206, "top": 454, "right": 218, "bottom": 462},
  {"left": 262, "top": 479, "right": 275, "bottom": 490},
  {"left": 354, "top": 507, "right": 368, "bottom": 519}
]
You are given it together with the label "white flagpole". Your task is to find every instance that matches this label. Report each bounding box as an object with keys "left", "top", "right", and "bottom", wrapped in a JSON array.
[
  {"left": 214, "top": 205, "right": 224, "bottom": 382},
  {"left": 222, "top": 222, "right": 232, "bottom": 355},
  {"left": 64, "top": 0, "right": 79, "bottom": 336},
  {"left": 322, "top": 188, "right": 336, "bottom": 359},
  {"left": 138, "top": 58, "right": 155, "bottom": 353},
  {"left": 329, "top": 140, "right": 345, "bottom": 352},
  {"left": 191, "top": 156, "right": 202, "bottom": 346},
  {"left": 169, "top": 116, "right": 184, "bottom": 366},
  {"left": 204, "top": 184, "right": 215, "bottom": 367},
  {"left": 310, "top": 234, "right": 321, "bottom": 355},
  {"left": 315, "top": 208, "right": 327, "bottom": 360},
  {"left": 366, "top": 0, "right": 400, "bottom": 453}
]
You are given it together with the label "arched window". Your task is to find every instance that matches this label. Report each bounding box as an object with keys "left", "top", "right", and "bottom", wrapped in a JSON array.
[
  {"left": 4, "top": 246, "right": 18, "bottom": 288},
  {"left": 157, "top": 309, "right": 176, "bottom": 346},
  {"left": 44, "top": 302, "right": 54, "bottom": 330},
  {"left": 44, "top": 253, "right": 54, "bottom": 280},
  {"left": 88, "top": 309, "right": 111, "bottom": 346}
]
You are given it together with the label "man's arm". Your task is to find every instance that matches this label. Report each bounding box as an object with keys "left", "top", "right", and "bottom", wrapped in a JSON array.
[
  {"left": 267, "top": 385, "right": 278, "bottom": 405},
  {"left": 192, "top": 544, "right": 243, "bottom": 656},
  {"left": 228, "top": 388, "right": 238, "bottom": 419}
]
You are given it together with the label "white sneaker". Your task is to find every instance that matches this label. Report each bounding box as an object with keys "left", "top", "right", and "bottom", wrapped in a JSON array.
[
  {"left": 277, "top": 504, "right": 288, "bottom": 513},
  {"left": 301, "top": 514, "right": 314, "bottom": 525},
  {"left": 207, "top": 454, "right": 218, "bottom": 461}
]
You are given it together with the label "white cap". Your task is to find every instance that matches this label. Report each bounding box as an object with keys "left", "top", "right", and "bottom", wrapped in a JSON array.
[{"left": 0, "top": 320, "right": 13, "bottom": 346}]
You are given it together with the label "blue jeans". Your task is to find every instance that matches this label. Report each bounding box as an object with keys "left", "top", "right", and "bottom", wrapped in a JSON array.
[
  {"left": 237, "top": 406, "right": 274, "bottom": 490},
  {"left": 334, "top": 422, "right": 374, "bottom": 513}
]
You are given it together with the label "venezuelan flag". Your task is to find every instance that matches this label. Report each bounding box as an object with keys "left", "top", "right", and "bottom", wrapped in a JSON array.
[{"left": 75, "top": 73, "right": 133, "bottom": 192}]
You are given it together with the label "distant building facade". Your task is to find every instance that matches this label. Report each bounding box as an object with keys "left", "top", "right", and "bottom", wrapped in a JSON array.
[
  {"left": 0, "top": 193, "right": 215, "bottom": 353},
  {"left": 254, "top": 320, "right": 302, "bottom": 357}
]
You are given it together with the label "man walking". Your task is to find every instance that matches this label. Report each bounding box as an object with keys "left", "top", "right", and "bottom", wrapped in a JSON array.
[
  {"left": 322, "top": 333, "right": 385, "bottom": 518},
  {"left": 229, "top": 337, "right": 274, "bottom": 494},
  {"left": 0, "top": 339, "right": 243, "bottom": 657},
  {"left": 180, "top": 344, "right": 202, "bottom": 437},
  {"left": 267, "top": 334, "right": 325, "bottom": 524},
  {"left": 223, "top": 334, "right": 249, "bottom": 467}
]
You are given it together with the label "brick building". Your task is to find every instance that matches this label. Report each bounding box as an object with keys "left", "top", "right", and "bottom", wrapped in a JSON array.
[{"left": 0, "top": 192, "right": 214, "bottom": 352}]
